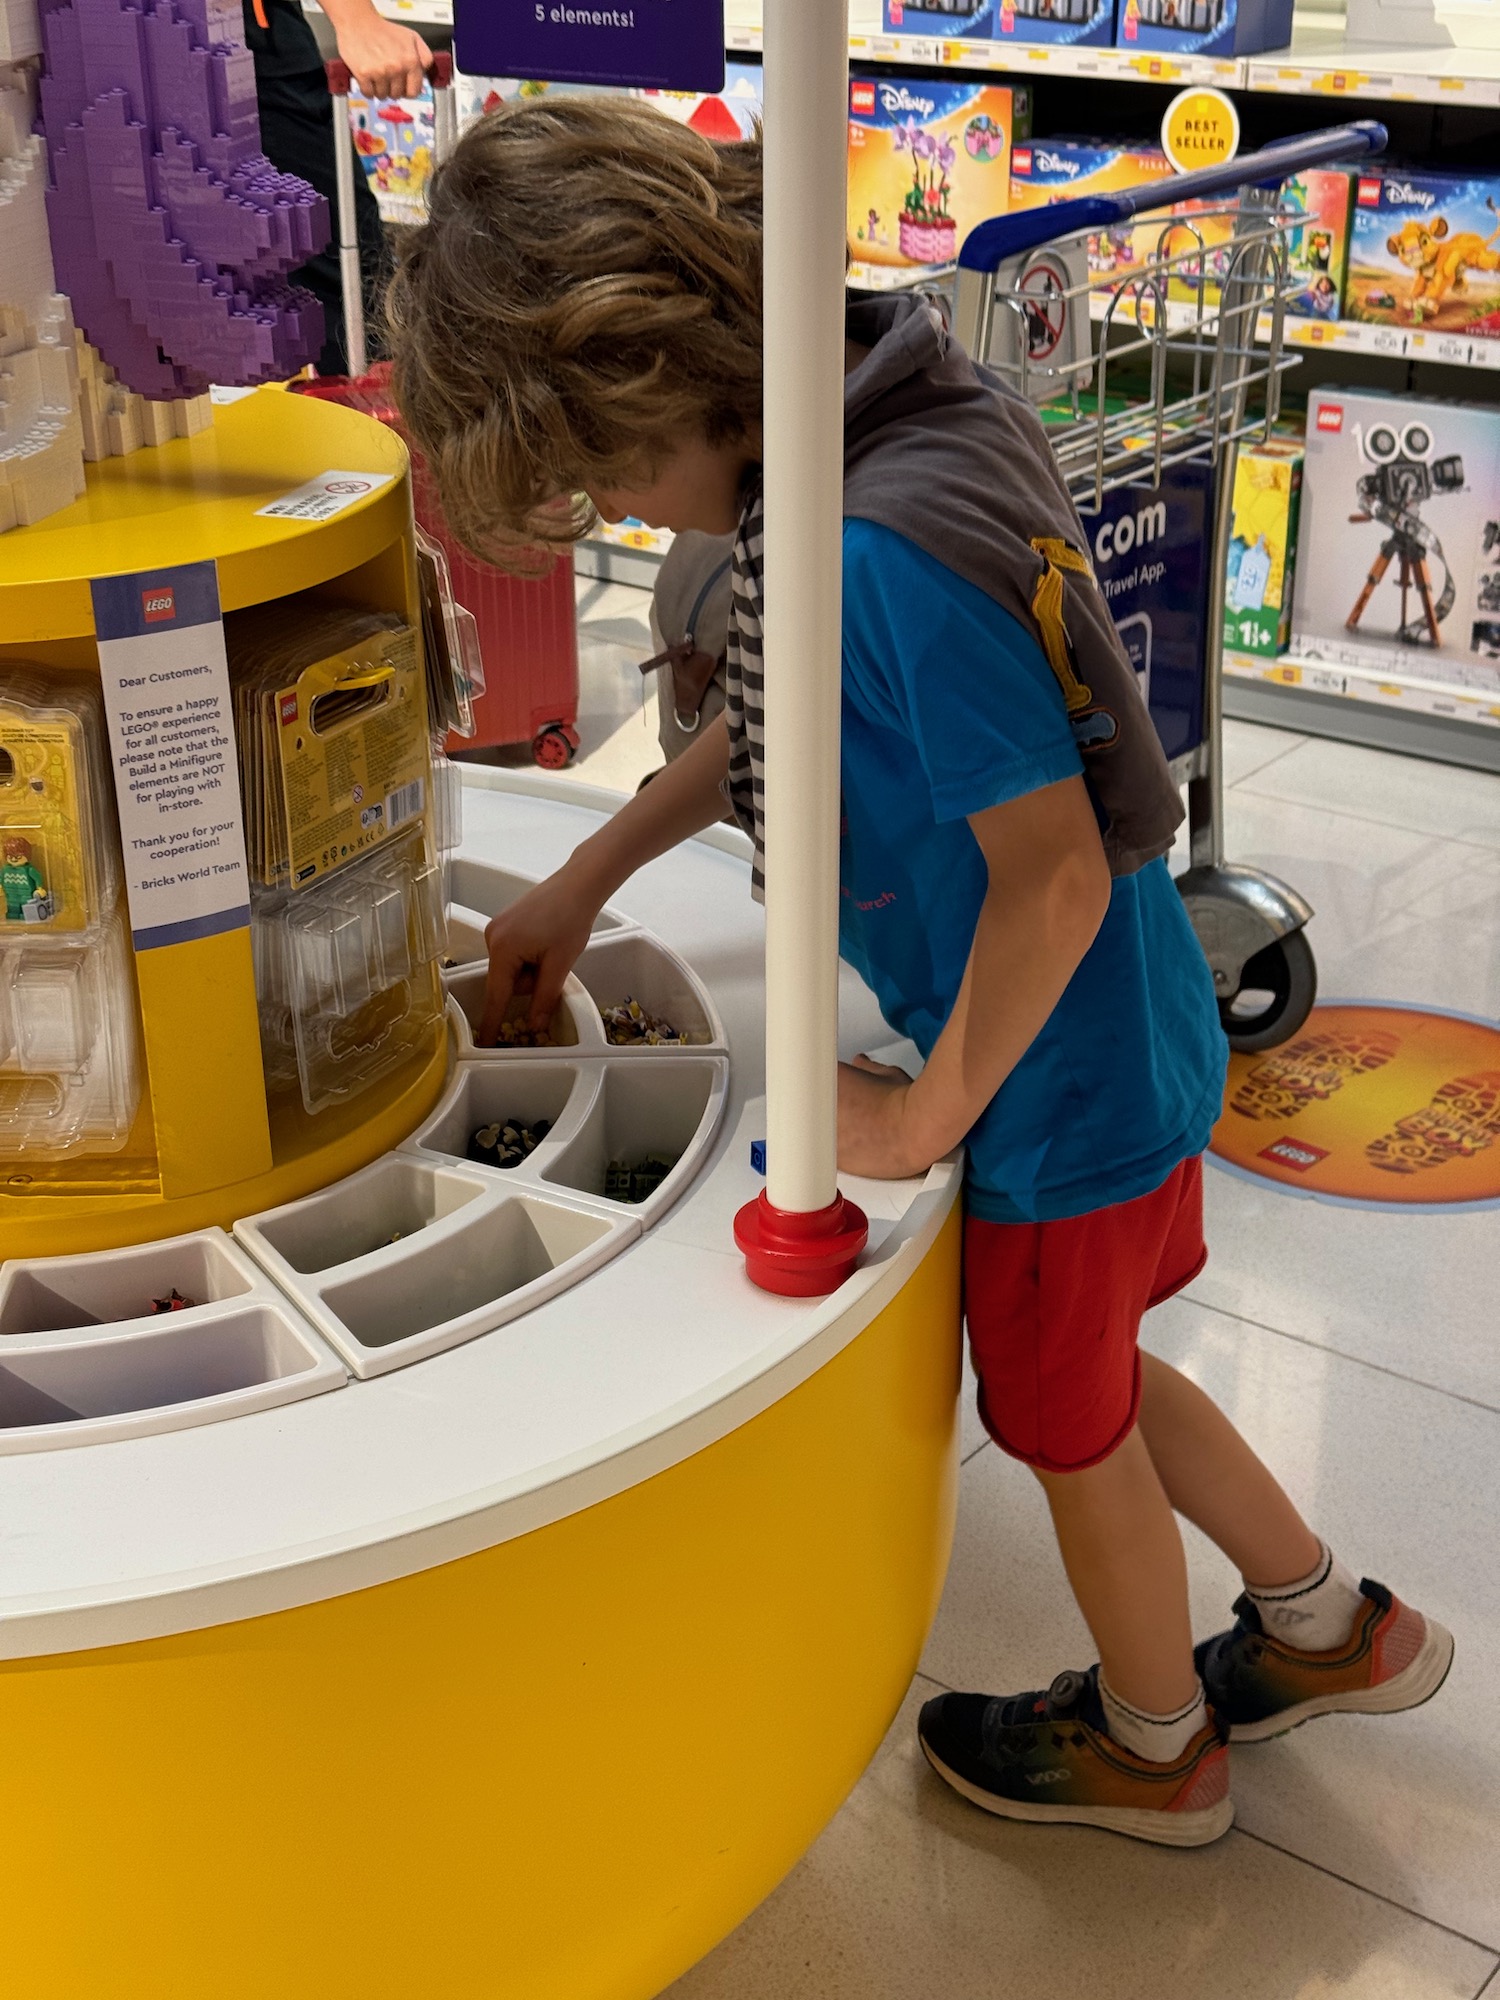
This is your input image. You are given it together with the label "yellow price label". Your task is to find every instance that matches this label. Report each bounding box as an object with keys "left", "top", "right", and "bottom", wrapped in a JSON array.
[{"left": 1160, "top": 86, "right": 1240, "bottom": 174}]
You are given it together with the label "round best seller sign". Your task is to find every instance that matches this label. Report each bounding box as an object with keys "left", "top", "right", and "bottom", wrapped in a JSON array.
[{"left": 1161, "top": 88, "right": 1241, "bottom": 175}]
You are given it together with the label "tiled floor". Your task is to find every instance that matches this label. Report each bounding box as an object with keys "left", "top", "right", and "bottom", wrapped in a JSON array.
[{"left": 545, "top": 578, "right": 1500, "bottom": 1999}]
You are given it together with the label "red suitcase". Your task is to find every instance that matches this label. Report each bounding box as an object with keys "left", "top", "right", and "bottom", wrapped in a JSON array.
[{"left": 298, "top": 57, "right": 581, "bottom": 766}]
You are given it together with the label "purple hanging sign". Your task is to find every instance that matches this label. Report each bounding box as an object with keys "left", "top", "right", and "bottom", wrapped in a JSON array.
[{"left": 454, "top": 0, "right": 726, "bottom": 91}]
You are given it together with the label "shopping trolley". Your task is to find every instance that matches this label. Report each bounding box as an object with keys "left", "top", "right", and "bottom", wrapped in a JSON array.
[{"left": 952, "top": 121, "right": 1388, "bottom": 1051}]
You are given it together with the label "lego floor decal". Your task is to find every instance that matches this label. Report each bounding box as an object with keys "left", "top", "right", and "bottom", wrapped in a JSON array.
[{"left": 1210, "top": 1003, "right": 1500, "bottom": 1209}]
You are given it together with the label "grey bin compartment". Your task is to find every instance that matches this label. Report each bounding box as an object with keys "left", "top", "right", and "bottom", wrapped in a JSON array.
[
  {"left": 542, "top": 1060, "right": 728, "bottom": 1224},
  {"left": 574, "top": 934, "right": 723, "bottom": 1051},
  {"left": 0, "top": 1304, "right": 346, "bottom": 1453},
  {"left": 243, "top": 1154, "right": 492, "bottom": 1275},
  {"left": 0, "top": 1229, "right": 258, "bottom": 1339},
  {"left": 410, "top": 1061, "right": 590, "bottom": 1172},
  {"left": 444, "top": 963, "right": 601, "bottom": 1055},
  {"left": 444, "top": 906, "right": 490, "bottom": 975},
  {"left": 312, "top": 1191, "right": 633, "bottom": 1375},
  {"left": 446, "top": 859, "right": 626, "bottom": 935}
]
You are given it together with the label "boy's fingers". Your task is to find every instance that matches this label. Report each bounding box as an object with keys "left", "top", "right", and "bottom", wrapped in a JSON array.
[
  {"left": 476, "top": 953, "right": 523, "bottom": 1047},
  {"left": 528, "top": 952, "right": 571, "bottom": 1033}
]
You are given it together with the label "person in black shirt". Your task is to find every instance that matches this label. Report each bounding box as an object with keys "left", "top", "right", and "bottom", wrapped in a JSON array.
[{"left": 244, "top": 0, "right": 434, "bottom": 375}]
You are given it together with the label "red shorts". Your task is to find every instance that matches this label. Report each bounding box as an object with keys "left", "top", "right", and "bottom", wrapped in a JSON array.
[{"left": 964, "top": 1155, "right": 1206, "bottom": 1474}]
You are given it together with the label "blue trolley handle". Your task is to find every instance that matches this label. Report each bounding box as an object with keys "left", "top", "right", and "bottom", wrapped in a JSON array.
[{"left": 957, "top": 120, "right": 1388, "bottom": 272}]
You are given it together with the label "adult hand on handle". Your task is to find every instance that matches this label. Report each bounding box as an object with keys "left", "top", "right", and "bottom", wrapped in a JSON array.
[
  {"left": 478, "top": 868, "right": 602, "bottom": 1047},
  {"left": 321, "top": 0, "right": 433, "bottom": 99}
]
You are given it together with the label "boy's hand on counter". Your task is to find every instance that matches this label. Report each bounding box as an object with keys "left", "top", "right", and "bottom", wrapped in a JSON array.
[
  {"left": 479, "top": 869, "right": 599, "bottom": 1046},
  {"left": 837, "top": 1054, "right": 930, "bottom": 1181}
]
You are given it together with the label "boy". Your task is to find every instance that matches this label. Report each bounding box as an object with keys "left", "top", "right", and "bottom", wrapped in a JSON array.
[{"left": 387, "top": 98, "right": 1452, "bottom": 1847}]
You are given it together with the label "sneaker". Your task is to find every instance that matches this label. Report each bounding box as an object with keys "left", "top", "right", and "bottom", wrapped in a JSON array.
[
  {"left": 1196, "top": 1578, "right": 1455, "bottom": 1744},
  {"left": 917, "top": 1666, "right": 1233, "bottom": 1848}
]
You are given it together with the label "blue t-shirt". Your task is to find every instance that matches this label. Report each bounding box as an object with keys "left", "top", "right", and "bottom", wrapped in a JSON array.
[{"left": 839, "top": 519, "right": 1226, "bottom": 1224}]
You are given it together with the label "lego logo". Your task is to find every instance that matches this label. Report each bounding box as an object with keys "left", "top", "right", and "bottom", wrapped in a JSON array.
[
  {"left": 280, "top": 693, "right": 298, "bottom": 726},
  {"left": 142, "top": 588, "right": 175, "bottom": 623},
  {"left": 1012, "top": 147, "right": 1032, "bottom": 175},
  {"left": 1356, "top": 177, "right": 1381, "bottom": 206},
  {"left": 1259, "top": 1138, "right": 1330, "bottom": 1171},
  {"left": 1316, "top": 404, "right": 1344, "bottom": 432},
  {"left": 851, "top": 81, "right": 876, "bottom": 114}
]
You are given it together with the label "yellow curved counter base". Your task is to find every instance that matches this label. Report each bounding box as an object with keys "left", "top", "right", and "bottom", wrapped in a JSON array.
[{"left": 0, "top": 1205, "right": 961, "bottom": 2000}]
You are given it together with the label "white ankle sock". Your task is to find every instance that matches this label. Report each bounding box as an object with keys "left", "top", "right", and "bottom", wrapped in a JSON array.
[
  {"left": 1245, "top": 1541, "right": 1364, "bottom": 1652},
  {"left": 1099, "top": 1675, "right": 1208, "bottom": 1764}
]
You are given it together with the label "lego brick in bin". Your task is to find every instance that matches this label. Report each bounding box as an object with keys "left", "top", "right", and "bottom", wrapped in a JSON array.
[
  {"left": 1078, "top": 463, "right": 1216, "bottom": 766},
  {"left": 1346, "top": 169, "right": 1500, "bottom": 336},
  {"left": 1292, "top": 387, "right": 1500, "bottom": 686}
]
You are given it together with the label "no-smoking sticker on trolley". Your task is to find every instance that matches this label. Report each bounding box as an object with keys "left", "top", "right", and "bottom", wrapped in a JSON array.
[{"left": 1161, "top": 88, "right": 1240, "bottom": 174}]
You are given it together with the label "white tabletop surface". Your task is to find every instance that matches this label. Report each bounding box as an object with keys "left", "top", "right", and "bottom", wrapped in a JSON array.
[{"left": 0, "top": 773, "right": 958, "bottom": 1660}]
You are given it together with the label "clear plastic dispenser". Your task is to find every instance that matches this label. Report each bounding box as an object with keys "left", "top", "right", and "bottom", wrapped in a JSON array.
[{"left": 0, "top": 671, "right": 142, "bottom": 1157}]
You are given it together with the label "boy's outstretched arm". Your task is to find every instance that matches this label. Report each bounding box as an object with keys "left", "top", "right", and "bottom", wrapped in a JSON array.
[
  {"left": 478, "top": 713, "right": 732, "bottom": 1044},
  {"left": 838, "top": 774, "right": 1112, "bottom": 1178}
]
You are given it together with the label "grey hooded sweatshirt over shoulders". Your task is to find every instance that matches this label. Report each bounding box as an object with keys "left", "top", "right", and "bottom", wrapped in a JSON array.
[{"left": 723, "top": 292, "right": 1185, "bottom": 896}]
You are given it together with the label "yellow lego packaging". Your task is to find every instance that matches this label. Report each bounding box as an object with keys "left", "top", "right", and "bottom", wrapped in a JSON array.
[
  {"left": 0, "top": 671, "right": 119, "bottom": 934},
  {"left": 1224, "top": 440, "right": 1304, "bottom": 659},
  {"left": 848, "top": 76, "right": 1024, "bottom": 284},
  {"left": 227, "top": 603, "right": 431, "bottom": 895}
]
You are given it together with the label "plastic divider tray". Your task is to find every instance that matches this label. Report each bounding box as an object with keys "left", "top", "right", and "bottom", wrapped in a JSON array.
[
  {"left": 0, "top": 1230, "right": 346, "bottom": 1451},
  {"left": 445, "top": 970, "right": 605, "bottom": 1056},
  {"left": 573, "top": 934, "right": 726, "bottom": 1052},
  {"left": 409, "top": 1055, "right": 730, "bottom": 1228},
  {"left": 236, "top": 1153, "right": 638, "bottom": 1378}
]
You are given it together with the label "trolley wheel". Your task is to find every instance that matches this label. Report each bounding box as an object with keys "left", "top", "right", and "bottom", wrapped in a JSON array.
[
  {"left": 532, "top": 725, "right": 578, "bottom": 770},
  {"left": 1218, "top": 929, "right": 1318, "bottom": 1055}
]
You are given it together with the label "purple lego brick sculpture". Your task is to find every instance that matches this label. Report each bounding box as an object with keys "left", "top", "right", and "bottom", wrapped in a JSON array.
[{"left": 37, "top": 0, "right": 329, "bottom": 397}]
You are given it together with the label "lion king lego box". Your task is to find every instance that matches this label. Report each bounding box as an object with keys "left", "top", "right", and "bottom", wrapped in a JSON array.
[
  {"left": 1115, "top": 0, "right": 1294, "bottom": 57},
  {"left": 1292, "top": 387, "right": 1500, "bottom": 684},
  {"left": 1346, "top": 170, "right": 1500, "bottom": 336},
  {"left": 848, "top": 76, "right": 1023, "bottom": 285}
]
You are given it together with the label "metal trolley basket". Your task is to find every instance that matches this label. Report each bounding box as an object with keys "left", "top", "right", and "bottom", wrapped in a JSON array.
[{"left": 951, "top": 121, "right": 1388, "bottom": 1052}]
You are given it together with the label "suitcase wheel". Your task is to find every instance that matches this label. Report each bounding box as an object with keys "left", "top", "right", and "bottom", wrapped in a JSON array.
[{"left": 532, "top": 725, "right": 580, "bottom": 770}]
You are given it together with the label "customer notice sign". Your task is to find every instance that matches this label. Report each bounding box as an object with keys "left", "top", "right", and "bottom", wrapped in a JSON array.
[{"left": 453, "top": 0, "right": 724, "bottom": 91}]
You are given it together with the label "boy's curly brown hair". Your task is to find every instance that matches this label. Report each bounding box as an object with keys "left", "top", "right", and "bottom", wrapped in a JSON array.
[{"left": 386, "top": 96, "right": 764, "bottom": 568}]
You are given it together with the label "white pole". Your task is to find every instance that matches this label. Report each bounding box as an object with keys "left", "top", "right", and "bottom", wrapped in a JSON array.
[{"left": 761, "top": 0, "right": 849, "bottom": 1218}]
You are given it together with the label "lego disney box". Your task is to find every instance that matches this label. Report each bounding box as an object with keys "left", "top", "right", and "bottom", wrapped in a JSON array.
[
  {"left": 1346, "top": 169, "right": 1500, "bottom": 335},
  {"left": 1115, "top": 0, "right": 1294, "bottom": 58},
  {"left": 848, "top": 76, "right": 1024, "bottom": 285},
  {"left": 1292, "top": 388, "right": 1500, "bottom": 683},
  {"left": 1008, "top": 139, "right": 1176, "bottom": 286}
]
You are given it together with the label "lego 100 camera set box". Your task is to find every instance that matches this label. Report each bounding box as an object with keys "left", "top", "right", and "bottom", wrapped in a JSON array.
[{"left": 1292, "top": 389, "right": 1500, "bottom": 680}]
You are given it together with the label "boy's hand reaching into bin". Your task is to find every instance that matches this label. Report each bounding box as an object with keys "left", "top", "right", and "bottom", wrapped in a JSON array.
[{"left": 479, "top": 874, "right": 598, "bottom": 1047}]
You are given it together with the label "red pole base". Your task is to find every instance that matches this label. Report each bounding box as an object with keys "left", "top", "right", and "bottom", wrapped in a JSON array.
[{"left": 734, "top": 1190, "right": 871, "bottom": 1298}]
